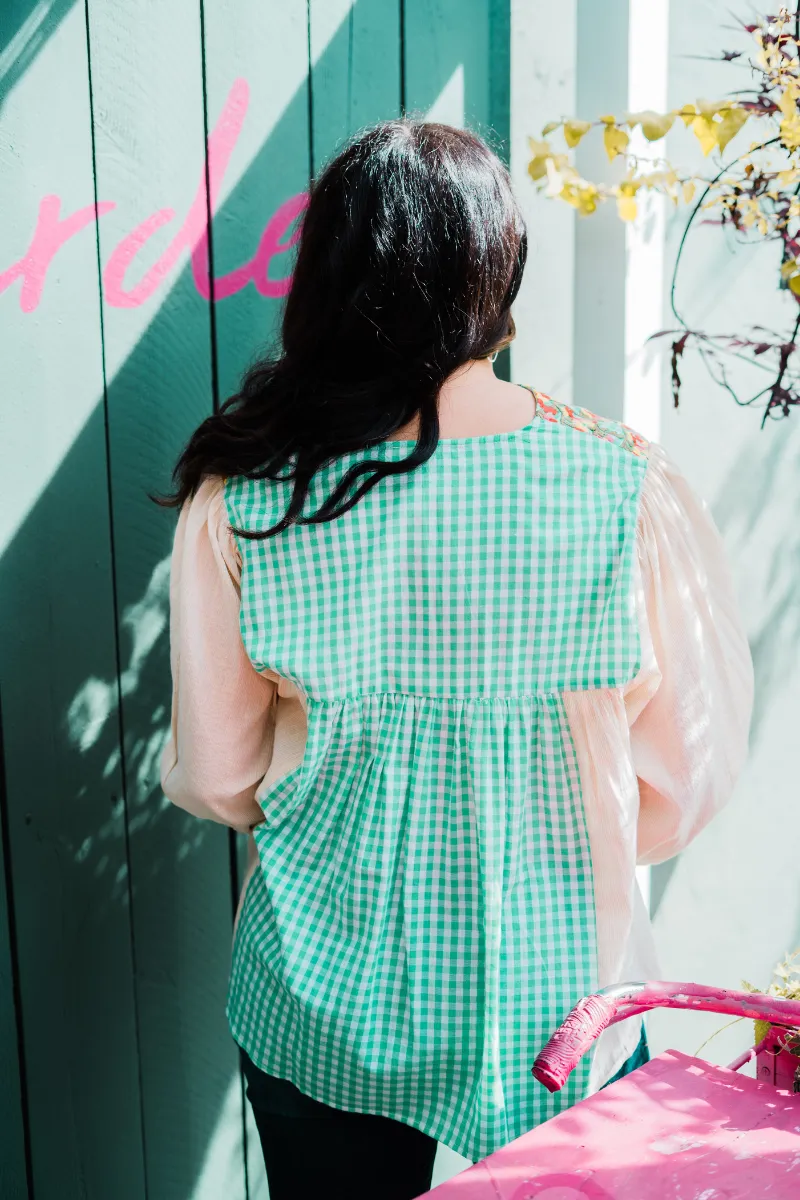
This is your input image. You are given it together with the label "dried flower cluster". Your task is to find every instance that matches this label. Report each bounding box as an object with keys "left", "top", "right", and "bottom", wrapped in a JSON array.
[
  {"left": 529, "top": 7, "right": 800, "bottom": 422},
  {"left": 743, "top": 950, "right": 800, "bottom": 1051}
]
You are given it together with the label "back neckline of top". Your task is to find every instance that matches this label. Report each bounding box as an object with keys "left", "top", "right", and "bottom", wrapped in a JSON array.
[{"left": 377, "top": 384, "right": 541, "bottom": 449}]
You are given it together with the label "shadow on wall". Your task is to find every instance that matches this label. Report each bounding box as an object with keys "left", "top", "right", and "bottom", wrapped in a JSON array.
[
  {"left": 647, "top": 411, "right": 800, "bottom": 944},
  {"left": 0, "top": 0, "right": 509, "bottom": 1196},
  {"left": 712, "top": 420, "right": 800, "bottom": 743},
  {"left": 0, "top": 0, "right": 77, "bottom": 105}
]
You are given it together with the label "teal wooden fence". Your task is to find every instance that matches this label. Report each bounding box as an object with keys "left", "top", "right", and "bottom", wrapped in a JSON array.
[{"left": 0, "top": 2, "right": 510, "bottom": 1196}]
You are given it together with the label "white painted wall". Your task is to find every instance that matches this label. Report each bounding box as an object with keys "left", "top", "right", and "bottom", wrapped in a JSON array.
[
  {"left": 508, "top": 0, "right": 578, "bottom": 401},
  {"left": 509, "top": 0, "right": 799, "bottom": 1092},
  {"left": 649, "top": 0, "right": 800, "bottom": 1073}
]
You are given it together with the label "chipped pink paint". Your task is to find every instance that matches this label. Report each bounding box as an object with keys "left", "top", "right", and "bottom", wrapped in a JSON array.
[
  {"left": 418, "top": 1051, "right": 800, "bottom": 1199},
  {"left": 508, "top": 1175, "right": 615, "bottom": 1199},
  {"left": 418, "top": 983, "right": 800, "bottom": 1199},
  {"left": 0, "top": 78, "right": 306, "bottom": 312},
  {"left": 534, "top": 981, "right": 800, "bottom": 1093}
]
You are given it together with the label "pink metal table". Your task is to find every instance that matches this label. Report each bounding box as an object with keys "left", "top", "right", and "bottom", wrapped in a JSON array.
[{"left": 418, "top": 981, "right": 800, "bottom": 1199}]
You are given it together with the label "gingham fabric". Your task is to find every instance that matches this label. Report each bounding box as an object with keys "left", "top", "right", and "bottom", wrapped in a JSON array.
[{"left": 224, "top": 391, "right": 650, "bottom": 1162}]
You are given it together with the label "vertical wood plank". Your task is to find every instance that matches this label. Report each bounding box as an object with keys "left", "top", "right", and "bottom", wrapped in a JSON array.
[
  {"left": 573, "top": 0, "right": 630, "bottom": 419},
  {"left": 403, "top": 0, "right": 513, "bottom": 380},
  {"left": 200, "top": 5, "right": 313, "bottom": 1192},
  {"left": 487, "top": 0, "right": 511, "bottom": 164},
  {"left": 0, "top": 3, "right": 145, "bottom": 1197},
  {"left": 310, "top": 0, "right": 401, "bottom": 172},
  {"left": 488, "top": 0, "right": 511, "bottom": 381},
  {"left": 509, "top": 0, "right": 578, "bottom": 400},
  {"left": 201, "top": 0, "right": 311, "bottom": 404},
  {"left": 0, "top": 698, "right": 29, "bottom": 1200},
  {"left": 404, "top": 0, "right": 492, "bottom": 134},
  {"left": 83, "top": 0, "right": 245, "bottom": 1195}
]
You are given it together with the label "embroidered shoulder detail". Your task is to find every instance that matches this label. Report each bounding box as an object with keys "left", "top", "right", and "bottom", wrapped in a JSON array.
[{"left": 531, "top": 390, "right": 651, "bottom": 459}]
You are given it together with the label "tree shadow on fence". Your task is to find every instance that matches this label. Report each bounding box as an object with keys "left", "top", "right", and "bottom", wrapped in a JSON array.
[{"left": 0, "top": 1, "right": 511, "bottom": 1197}]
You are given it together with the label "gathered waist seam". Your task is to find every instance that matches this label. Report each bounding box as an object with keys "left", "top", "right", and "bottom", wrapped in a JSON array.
[{"left": 300, "top": 689, "right": 572, "bottom": 704}]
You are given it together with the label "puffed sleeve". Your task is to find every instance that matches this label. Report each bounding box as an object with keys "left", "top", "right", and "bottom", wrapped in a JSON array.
[
  {"left": 625, "top": 443, "right": 754, "bottom": 865},
  {"left": 159, "top": 475, "right": 276, "bottom": 835}
]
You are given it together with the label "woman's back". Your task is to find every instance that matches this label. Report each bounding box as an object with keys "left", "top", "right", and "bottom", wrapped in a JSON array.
[
  {"left": 158, "top": 118, "right": 753, "bottom": 1181},
  {"left": 226, "top": 390, "right": 646, "bottom": 700},
  {"left": 221, "top": 392, "right": 660, "bottom": 1160}
]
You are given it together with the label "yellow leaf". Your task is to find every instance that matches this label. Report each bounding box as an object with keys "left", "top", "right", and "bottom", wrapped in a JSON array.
[
  {"left": 677, "top": 104, "right": 697, "bottom": 127},
  {"left": 781, "top": 258, "right": 798, "bottom": 279},
  {"left": 629, "top": 110, "right": 676, "bottom": 141},
  {"left": 576, "top": 185, "right": 599, "bottom": 215},
  {"left": 754, "top": 1019, "right": 771, "bottom": 1045},
  {"left": 715, "top": 106, "right": 749, "bottom": 153},
  {"left": 617, "top": 194, "right": 638, "bottom": 221},
  {"left": 682, "top": 179, "right": 696, "bottom": 204},
  {"left": 563, "top": 119, "right": 592, "bottom": 148},
  {"left": 559, "top": 180, "right": 600, "bottom": 215},
  {"left": 599, "top": 114, "right": 617, "bottom": 125},
  {"left": 778, "top": 85, "right": 798, "bottom": 120},
  {"left": 696, "top": 97, "right": 724, "bottom": 118},
  {"left": 603, "top": 124, "right": 629, "bottom": 161},
  {"left": 541, "top": 121, "right": 561, "bottom": 137},
  {"left": 692, "top": 114, "right": 718, "bottom": 156},
  {"left": 780, "top": 112, "right": 800, "bottom": 151},
  {"left": 528, "top": 138, "right": 552, "bottom": 182}
]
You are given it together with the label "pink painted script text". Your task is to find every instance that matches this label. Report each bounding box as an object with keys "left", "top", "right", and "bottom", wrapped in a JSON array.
[{"left": 0, "top": 78, "right": 306, "bottom": 313}]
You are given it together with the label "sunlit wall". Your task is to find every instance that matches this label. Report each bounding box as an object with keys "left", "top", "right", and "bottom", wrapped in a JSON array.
[
  {"left": 1, "top": 2, "right": 796, "bottom": 1198},
  {"left": 511, "top": 0, "right": 800, "bottom": 1083}
]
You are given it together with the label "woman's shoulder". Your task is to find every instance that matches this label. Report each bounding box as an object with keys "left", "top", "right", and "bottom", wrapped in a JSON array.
[{"left": 530, "top": 390, "right": 651, "bottom": 461}]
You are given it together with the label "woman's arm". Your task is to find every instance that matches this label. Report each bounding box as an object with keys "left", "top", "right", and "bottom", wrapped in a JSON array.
[
  {"left": 626, "top": 444, "right": 754, "bottom": 866},
  {"left": 159, "top": 476, "right": 276, "bottom": 836}
]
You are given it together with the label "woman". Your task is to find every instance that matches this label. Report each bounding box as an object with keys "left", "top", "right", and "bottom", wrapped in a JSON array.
[{"left": 159, "top": 121, "right": 753, "bottom": 1199}]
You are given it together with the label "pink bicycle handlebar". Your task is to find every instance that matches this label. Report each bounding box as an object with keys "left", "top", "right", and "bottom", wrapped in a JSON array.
[{"left": 532, "top": 981, "right": 800, "bottom": 1093}]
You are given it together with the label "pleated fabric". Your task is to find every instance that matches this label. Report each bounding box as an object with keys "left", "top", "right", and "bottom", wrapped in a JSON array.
[{"left": 224, "top": 395, "right": 648, "bottom": 1161}]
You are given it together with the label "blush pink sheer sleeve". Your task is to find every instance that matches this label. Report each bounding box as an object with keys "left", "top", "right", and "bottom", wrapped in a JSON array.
[
  {"left": 628, "top": 443, "right": 754, "bottom": 866},
  {"left": 159, "top": 476, "right": 276, "bottom": 836},
  {"left": 564, "top": 443, "right": 753, "bottom": 1088}
]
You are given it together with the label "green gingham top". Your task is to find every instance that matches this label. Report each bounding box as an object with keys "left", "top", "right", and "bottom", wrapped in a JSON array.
[{"left": 224, "top": 392, "right": 650, "bottom": 1162}]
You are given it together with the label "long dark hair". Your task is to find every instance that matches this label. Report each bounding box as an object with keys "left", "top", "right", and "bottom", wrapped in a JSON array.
[{"left": 159, "top": 119, "right": 527, "bottom": 538}]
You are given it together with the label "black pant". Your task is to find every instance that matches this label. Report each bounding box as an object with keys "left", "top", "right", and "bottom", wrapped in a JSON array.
[
  {"left": 240, "top": 1049, "right": 440, "bottom": 1199},
  {"left": 240, "top": 1027, "right": 649, "bottom": 1200}
]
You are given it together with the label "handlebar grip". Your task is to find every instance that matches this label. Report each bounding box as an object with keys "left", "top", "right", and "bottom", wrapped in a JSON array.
[{"left": 532, "top": 994, "right": 616, "bottom": 1092}]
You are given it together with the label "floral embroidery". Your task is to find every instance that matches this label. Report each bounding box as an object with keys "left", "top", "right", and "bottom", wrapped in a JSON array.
[{"left": 531, "top": 391, "right": 651, "bottom": 459}]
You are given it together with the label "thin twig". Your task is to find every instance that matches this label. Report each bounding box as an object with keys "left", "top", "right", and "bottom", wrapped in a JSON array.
[
  {"left": 694, "top": 1016, "right": 746, "bottom": 1058},
  {"left": 670, "top": 138, "right": 781, "bottom": 329}
]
